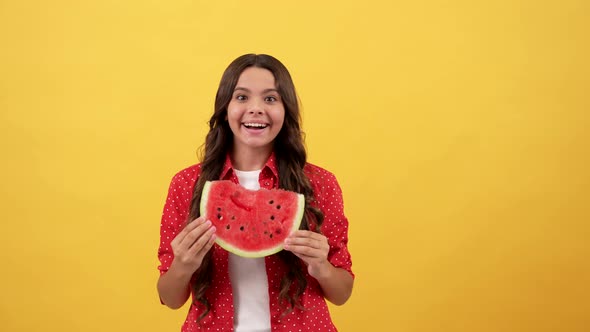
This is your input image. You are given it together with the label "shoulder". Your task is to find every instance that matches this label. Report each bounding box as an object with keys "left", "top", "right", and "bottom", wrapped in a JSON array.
[
  {"left": 303, "top": 162, "right": 343, "bottom": 199},
  {"left": 167, "top": 163, "right": 202, "bottom": 191},
  {"left": 303, "top": 162, "right": 338, "bottom": 183},
  {"left": 304, "top": 162, "right": 341, "bottom": 184}
]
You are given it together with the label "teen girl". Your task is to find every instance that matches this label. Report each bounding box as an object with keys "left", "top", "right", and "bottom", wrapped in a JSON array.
[{"left": 157, "top": 54, "right": 354, "bottom": 331}]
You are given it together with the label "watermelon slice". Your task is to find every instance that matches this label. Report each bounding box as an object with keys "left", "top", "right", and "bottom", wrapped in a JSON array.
[{"left": 200, "top": 180, "right": 305, "bottom": 258}]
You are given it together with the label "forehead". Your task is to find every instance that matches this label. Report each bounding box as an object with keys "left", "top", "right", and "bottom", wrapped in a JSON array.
[{"left": 235, "top": 67, "right": 277, "bottom": 89}]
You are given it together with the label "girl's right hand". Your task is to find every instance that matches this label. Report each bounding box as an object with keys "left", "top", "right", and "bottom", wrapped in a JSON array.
[{"left": 169, "top": 216, "right": 217, "bottom": 275}]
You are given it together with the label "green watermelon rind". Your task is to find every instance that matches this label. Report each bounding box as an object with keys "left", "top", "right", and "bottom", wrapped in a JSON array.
[{"left": 200, "top": 180, "right": 305, "bottom": 258}]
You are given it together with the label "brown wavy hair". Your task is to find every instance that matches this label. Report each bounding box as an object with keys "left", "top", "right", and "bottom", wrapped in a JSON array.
[{"left": 187, "top": 54, "right": 324, "bottom": 322}]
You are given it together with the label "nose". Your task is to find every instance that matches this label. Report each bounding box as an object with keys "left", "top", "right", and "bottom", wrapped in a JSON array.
[{"left": 247, "top": 100, "right": 264, "bottom": 115}]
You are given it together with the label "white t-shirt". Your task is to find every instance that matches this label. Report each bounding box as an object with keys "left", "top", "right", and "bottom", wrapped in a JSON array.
[{"left": 230, "top": 169, "right": 271, "bottom": 332}]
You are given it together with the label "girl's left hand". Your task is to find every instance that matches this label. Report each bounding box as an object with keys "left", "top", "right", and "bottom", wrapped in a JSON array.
[{"left": 284, "top": 230, "right": 331, "bottom": 280}]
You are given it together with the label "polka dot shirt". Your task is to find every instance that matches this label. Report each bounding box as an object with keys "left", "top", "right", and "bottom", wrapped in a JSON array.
[{"left": 158, "top": 153, "right": 354, "bottom": 331}]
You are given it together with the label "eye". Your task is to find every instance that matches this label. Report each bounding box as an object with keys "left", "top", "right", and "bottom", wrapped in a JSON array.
[
  {"left": 265, "top": 96, "right": 278, "bottom": 102},
  {"left": 235, "top": 94, "right": 247, "bottom": 101}
]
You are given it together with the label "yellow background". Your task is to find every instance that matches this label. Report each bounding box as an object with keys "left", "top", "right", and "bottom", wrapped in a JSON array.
[{"left": 1, "top": 1, "right": 588, "bottom": 331}]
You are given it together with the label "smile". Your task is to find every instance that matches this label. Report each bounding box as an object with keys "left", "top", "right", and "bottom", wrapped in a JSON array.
[{"left": 243, "top": 122, "right": 269, "bottom": 129}]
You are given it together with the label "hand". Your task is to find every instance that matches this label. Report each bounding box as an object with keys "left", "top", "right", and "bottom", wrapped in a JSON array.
[
  {"left": 283, "top": 230, "right": 331, "bottom": 280},
  {"left": 170, "top": 216, "right": 216, "bottom": 276}
]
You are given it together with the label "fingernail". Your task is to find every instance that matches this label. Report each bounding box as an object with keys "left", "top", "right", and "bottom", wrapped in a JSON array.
[
  {"left": 205, "top": 220, "right": 211, "bottom": 226},
  {"left": 210, "top": 226, "right": 216, "bottom": 232}
]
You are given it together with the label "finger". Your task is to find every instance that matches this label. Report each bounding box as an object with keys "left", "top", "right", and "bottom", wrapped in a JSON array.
[
  {"left": 286, "top": 238, "right": 322, "bottom": 250},
  {"left": 289, "top": 251, "right": 311, "bottom": 263},
  {"left": 289, "top": 230, "right": 327, "bottom": 243},
  {"left": 193, "top": 230, "right": 217, "bottom": 258},
  {"left": 288, "top": 230, "right": 314, "bottom": 238},
  {"left": 284, "top": 243, "right": 320, "bottom": 258},
  {"left": 289, "top": 250, "right": 324, "bottom": 268},
  {"left": 172, "top": 216, "right": 206, "bottom": 246},
  {"left": 178, "top": 220, "right": 212, "bottom": 251},
  {"left": 188, "top": 225, "right": 217, "bottom": 255}
]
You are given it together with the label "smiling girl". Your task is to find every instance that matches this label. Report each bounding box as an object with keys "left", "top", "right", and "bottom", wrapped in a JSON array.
[{"left": 157, "top": 54, "right": 354, "bottom": 332}]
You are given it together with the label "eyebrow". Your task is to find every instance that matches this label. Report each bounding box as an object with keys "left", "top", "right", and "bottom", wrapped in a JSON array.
[{"left": 234, "top": 87, "right": 279, "bottom": 94}]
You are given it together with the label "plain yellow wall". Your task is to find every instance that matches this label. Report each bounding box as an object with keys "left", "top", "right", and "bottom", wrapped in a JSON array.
[{"left": 1, "top": 1, "right": 588, "bottom": 331}]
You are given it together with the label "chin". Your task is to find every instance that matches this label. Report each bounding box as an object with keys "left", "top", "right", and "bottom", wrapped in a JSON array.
[{"left": 235, "top": 139, "right": 273, "bottom": 150}]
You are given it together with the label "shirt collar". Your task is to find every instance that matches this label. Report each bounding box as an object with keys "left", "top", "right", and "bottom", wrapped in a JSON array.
[{"left": 219, "top": 152, "right": 279, "bottom": 181}]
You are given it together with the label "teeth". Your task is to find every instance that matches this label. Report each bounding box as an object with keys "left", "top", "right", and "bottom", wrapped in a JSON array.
[{"left": 244, "top": 123, "right": 267, "bottom": 128}]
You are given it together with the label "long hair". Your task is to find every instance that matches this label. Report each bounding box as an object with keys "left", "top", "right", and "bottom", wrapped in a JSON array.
[{"left": 187, "top": 54, "right": 324, "bottom": 321}]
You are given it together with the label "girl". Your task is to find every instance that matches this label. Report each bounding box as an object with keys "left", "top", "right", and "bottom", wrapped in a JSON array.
[{"left": 157, "top": 54, "right": 354, "bottom": 332}]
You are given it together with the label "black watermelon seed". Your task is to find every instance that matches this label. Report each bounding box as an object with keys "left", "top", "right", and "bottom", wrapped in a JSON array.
[
  {"left": 217, "top": 207, "right": 221, "bottom": 211},
  {"left": 269, "top": 200, "right": 274, "bottom": 204},
  {"left": 270, "top": 215, "right": 275, "bottom": 220},
  {"left": 269, "top": 234, "right": 273, "bottom": 238},
  {"left": 276, "top": 205, "right": 281, "bottom": 209},
  {"left": 226, "top": 225, "right": 230, "bottom": 230},
  {"left": 240, "top": 226, "right": 244, "bottom": 231},
  {"left": 217, "top": 213, "right": 222, "bottom": 219},
  {"left": 275, "top": 229, "right": 282, "bottom": 234},
  {"left": 231, "top": 216, "right": 235, "bottom": 220}
]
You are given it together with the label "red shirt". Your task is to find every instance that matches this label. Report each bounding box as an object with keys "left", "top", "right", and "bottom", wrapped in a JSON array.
[{"left": 158, "top": 154, "right": 354, "bottom": 331}]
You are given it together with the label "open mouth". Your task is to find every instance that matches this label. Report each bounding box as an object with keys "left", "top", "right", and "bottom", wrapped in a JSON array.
[{"left": 243, "top": 122, "right": 269, "bottom": 130}]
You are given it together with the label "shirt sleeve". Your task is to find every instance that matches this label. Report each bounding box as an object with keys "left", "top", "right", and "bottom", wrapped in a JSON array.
[
  {"left": 315, "top": 171, "right": 354, "bottom": 278},
  {"left": 157, "top": 169, "right": 195, "bottom": 275}
]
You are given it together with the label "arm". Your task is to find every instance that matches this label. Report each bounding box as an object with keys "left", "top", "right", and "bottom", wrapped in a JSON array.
[
  {"left": 284, "top": 231, "right": 354, "bottom": 305},
  {"left": 158, "top": 217, "right": 217, "bottom": 309},
  {"left": 285, "top": 167, "right": 355, "bottom": 305},
  {"left": 312, "top": 261, "right": 354, "bottom": 305},
  {"left": 157, "top": 260, "right": 193, "bottom": 309},
  {"left": 157, "top": 168, "right": 217, "bottom": 309}
]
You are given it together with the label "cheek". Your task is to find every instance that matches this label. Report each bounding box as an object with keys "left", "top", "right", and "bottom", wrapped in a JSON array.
[
  {"left": 226, "top": 108, "right": 241, "bottom": 132},
  {"left": 226, "top": 106, "right": 239, "bottom": 122},
  {"left": 275, "top": 111, "right": 286, "bottom": 128},
  {"left": 272, "top": 106, "right": 285, "bottom": 121}
]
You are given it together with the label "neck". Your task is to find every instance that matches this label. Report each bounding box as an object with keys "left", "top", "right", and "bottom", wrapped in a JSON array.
[{"left": 231, "top": 146, "right": 272, "bottom": 171}]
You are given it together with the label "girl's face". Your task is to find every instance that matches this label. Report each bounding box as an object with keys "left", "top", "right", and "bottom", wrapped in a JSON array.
[{"left": 227, "top": 67, "right": 285, "bottom": 154}]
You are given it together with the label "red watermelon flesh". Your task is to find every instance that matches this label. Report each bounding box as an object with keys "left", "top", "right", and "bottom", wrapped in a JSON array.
[{"left": 200, "top": 180, "right": 305, "bottom": 257}]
